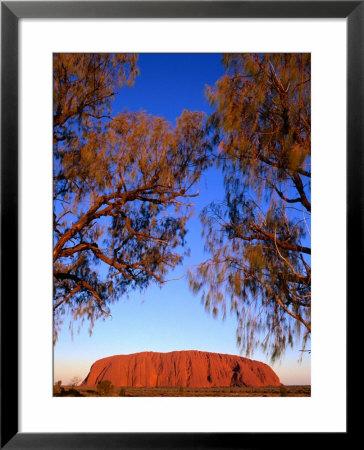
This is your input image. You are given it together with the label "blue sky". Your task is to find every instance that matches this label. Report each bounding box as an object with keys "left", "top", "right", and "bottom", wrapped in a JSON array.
[{"left": 54, "top": 53, "right": 310, "bottom": 386}]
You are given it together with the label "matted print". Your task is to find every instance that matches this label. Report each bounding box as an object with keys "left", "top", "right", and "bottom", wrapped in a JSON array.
[{"left": 53, "top": 53, "right": 311, "bottom": 398}]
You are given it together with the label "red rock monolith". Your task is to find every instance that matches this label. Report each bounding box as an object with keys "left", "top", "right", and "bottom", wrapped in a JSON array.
[{"left": 82, "top": 350, "right": 281, "bottom": 387}]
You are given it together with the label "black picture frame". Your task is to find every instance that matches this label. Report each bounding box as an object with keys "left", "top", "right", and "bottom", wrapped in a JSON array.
[{"left": 1, "top": 1, "right": 357, "bottom": 448}]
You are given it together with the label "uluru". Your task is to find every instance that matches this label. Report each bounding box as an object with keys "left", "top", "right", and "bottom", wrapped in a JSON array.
[{"left": 82, "top": 350, "right": 281, "bottom": 388}]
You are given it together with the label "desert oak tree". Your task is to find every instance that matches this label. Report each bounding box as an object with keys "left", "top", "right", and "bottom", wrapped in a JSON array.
[
  {"left": 53, "top": 54, "right": 209, "bottom": 342},
  {"left": 189, "top": 54, "right": 311, "bottom": 360}
]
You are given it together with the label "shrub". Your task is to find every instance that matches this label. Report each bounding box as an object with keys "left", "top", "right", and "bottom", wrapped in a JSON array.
[
  {"left": 97, "top": 380, "right": 113, "bottom": 396},
  {"left": 280, "top": 386, "right": 288, "bottom": 397},
  {"left": 119, "top": 387, "right": 127, "bottom": 397},
  {"left": 68, "top": 387, "right": 84, "bottom": 397},
  {"left": 178, "top": 385, "right": 184, "bottom": 396},
  {"left": 53, "top": 380, "right": 62, "bottom": 394}
]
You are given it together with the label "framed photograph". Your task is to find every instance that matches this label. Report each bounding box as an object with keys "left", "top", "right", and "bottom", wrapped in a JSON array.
[{"left": 1, "top": 1, "right": 356, "bottom": 448}]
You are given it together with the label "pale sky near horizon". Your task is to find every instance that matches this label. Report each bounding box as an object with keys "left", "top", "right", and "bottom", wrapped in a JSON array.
[{"left": 54, "top": 53, "right": 311, "bottom": 386}]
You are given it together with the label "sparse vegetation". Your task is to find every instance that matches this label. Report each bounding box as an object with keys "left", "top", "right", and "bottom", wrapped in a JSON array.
[
  {"left": 178, "top": 385, "right": 184, "bottom": 395},
  {"left": 96, "top": 380, "right": 113, "bottom": 395},
  {"left": 119, "top": 387, "right": 127, "bottom": 397},
  {"left": 53, "top": 380, "right": 62, "bottom": 394},
  {"left": 280, "top": 385, "right": 288, "bottom": 397},
  {"left": 59, "top": 384, "right": 310, "bottom": 397}
]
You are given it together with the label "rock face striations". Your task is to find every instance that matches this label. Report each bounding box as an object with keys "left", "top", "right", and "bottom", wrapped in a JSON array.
[{"left": 82, "top": 350, "right": 281, "bottom": 388}]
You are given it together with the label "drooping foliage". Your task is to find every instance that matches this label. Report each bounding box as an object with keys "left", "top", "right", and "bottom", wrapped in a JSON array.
[
  {"left": 54, "top": 53, "right": 139, "bottom": 143},
  {"left": 189, "top": 54, "right": 311, "bottom": 361},
  {"left": 53, "top": 54, "right": 209, "bottom": 342}
]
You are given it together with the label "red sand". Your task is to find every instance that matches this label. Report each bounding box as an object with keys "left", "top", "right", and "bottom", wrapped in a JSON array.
[{"left": 82, "top": 350, "right": 281, "bottom": 388}]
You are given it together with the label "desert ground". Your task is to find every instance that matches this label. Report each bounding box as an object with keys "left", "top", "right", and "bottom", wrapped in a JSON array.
[{"left": 54, "top": 384, "right": 310, "bottom": 397}]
